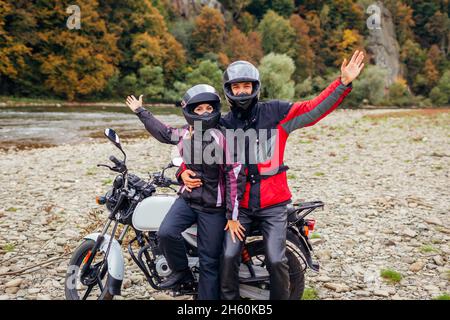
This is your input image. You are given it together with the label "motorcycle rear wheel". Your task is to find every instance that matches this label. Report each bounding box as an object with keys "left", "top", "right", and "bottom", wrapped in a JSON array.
[{"left": 242, "top": 239, "right": 305, "bottom": 300}]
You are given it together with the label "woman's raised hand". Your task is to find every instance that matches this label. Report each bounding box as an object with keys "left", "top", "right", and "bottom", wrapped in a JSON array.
[{"left": 126, "top": 94, "right": 143, "bottom": 112}]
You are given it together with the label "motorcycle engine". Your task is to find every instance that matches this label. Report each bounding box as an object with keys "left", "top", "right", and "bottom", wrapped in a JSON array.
[{"left": 155, "top": 256, "right": 172, "bottom": 277}]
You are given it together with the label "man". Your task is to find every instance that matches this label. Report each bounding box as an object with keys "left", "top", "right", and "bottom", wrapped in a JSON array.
[{"left": 179, "top": 50, "right": 365, "bottom": 299}]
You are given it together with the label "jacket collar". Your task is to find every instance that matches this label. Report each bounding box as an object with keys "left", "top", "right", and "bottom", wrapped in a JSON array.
[{"left": 221, "top": 103, "right": 258, "bottom": 130}]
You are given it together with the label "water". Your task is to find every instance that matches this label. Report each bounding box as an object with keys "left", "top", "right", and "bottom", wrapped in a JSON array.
[{"left": 0, "top": 105, "right": 185, "bottom": 150}]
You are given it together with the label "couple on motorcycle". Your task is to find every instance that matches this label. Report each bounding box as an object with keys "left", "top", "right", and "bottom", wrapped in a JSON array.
[{"left": 126, "top": 51, "right": 365, "bottom": 300}]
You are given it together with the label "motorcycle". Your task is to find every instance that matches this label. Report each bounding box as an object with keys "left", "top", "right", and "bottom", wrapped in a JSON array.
[{"left": 64, "top": 128, "right": 323, "bottom": 300}]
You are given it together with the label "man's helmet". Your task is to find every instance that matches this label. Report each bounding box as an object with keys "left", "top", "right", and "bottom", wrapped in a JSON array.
[
  {"left": 223, "top": 61, "right": 261, "bottom": 116},
  {"left": 181, "top": 84, "right": 221, "bottom": 130}
]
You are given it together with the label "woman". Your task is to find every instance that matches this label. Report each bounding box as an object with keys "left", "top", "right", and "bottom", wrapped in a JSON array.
[{"left": 126, "top": 84, "right": 245, "bottom": 300}]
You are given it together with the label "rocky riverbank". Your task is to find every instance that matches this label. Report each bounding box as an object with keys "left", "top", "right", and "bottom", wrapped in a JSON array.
[{"left": 0, "top": 108, "right": 448, "bottom": 300}]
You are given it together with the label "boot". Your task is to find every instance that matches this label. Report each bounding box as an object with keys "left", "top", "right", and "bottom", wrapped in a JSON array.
[{"left": 159, "top": 268, "right": 194, "bottom": 290}]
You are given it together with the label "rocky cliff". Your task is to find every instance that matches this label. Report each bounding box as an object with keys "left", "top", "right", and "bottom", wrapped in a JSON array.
[
  {"left": 171, "top": 0, "right": 224, "bottom": 18},
  {"left": 366, "top": 2, "right": 402, "bottom": 86}
]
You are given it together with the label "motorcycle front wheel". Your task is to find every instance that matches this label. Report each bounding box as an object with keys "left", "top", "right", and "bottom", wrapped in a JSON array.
[{"left": 64, "top": 240, "right": 114, "bottom": 300}]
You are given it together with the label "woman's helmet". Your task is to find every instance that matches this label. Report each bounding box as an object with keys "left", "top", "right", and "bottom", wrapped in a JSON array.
[
  {"left": 223, "top": 60, "right": 261, "bottom": 116},
  {"left": 181, "top": 84, "right": 221, "bottom": 130}
]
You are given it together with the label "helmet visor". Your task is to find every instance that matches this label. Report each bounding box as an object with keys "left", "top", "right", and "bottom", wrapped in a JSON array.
[
  {"left": 224, "top": 62, "right": 260, "bottom": 84},
  {"left": 182, "top": 84, "right": 219, "bottom": 107}
]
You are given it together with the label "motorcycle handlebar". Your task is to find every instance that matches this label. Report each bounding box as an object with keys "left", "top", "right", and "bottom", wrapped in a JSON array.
[
  {"left": 109, "top": 155, "right": 122, "bottom": 166},
  {"left": 168, "top": 179, "right": 180, "bottom": 186}
]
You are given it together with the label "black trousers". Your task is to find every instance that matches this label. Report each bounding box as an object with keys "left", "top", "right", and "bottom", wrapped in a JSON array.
[
  {"left": 158, "top": 197, "right": 227, "bottom": 300},
  {"left": 220, "top": 205, "right": 290, "bottom": 300}
]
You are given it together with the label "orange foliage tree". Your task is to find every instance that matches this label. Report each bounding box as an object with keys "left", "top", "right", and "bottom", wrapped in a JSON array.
[
  {"left": 224, "top": 27, "right": 263, "bottom": 66},
  {"left": 191, "top": 7, "right": 226, "bottom": 57},
  {"left": 36, "top": 0, "right": 119, "bottom": 100},
  {"left": 289, "top": 14, "right": 314, "bottom": 81}
]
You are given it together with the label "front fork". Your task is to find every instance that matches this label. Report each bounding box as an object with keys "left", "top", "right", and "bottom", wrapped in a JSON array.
[{"left": 80, "top": 218, "right": 130, "bottom": 286}]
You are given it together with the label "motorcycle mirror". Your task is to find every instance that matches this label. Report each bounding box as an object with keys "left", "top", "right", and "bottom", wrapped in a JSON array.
[
  {"left": 171, "top": 157, "right": 183, "bottom": 167},
  {"left": 104, "top": 128, "right": 127, "bottom": 162},
  {"left": 104, "top": 128, "right": 121, "bottom": 148}
]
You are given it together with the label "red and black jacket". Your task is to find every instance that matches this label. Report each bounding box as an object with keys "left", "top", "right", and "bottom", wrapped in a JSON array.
[{"left": 179, "top": 77, "right": 352, "bottom": 211}]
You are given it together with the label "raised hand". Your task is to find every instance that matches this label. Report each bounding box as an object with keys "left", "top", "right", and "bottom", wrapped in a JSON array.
[
  {"left": 340, "top": 50, "right": 365, "bottom": 86},
  {"left": 126, "top": 94, "right": 143, "bottom": 112}
]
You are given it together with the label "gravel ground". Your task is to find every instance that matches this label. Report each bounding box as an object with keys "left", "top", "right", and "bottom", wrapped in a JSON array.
[{"left": 0, "top": 108, "right": 448, "bottom": 300}]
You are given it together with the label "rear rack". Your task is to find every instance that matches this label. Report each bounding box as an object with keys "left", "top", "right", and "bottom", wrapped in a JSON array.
[{"left": 292, "top": 201, "right": 324, "bottom": 220}]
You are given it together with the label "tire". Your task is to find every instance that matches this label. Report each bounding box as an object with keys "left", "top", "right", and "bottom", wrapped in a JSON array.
[
  {"left": 244, "top": 239, "right": 305, "bottom": 300},
  {"left": 64, "top": 240, "right": 114, "bottom": 300}
]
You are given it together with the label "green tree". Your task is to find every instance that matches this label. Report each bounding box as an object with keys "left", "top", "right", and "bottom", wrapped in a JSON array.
[
  {"left": 247, "top": 0, "right": 295, "bottom": 19},
  {"left": 221, "top": 0, "right": 252, "bottom": 20},
  {"left": 271, "top": 0, "right": 295, "bottom": 18},
  {"left": 137, "top": 66, "right": 165, "bottom": 99},
  {"left": 99, "top": 0, "right": 186, "bottom": 82},
  {"left": 345, "top": 65, "right": 389, "bottom": 107},
  {"left": 169, "top": 18, "right": 196, "bottom": 58},
  {"left": 400, "top": 39, "right": 426, "bottom": 90},
  {"left": 295, "top": 77, "right": 313, "bottom": 98},
  {"left": 387, "top": 78, "right": 413, "bottom": 107},
  {"left": 237, "top": 12, "right": 258, "bottom": 34},
  {"left": 258, "top": 10, "right": 296, "bottom": 57},
  {"left": 430, "top": 70, "right": 450, "bottom": 106},
  {"left": 385, "top": 0, "right": 415, "bottom": 45},
  {"left": 425, "top": 10, "right": 450, "bottom": 49},
  {"left": 259, "top": 53, "right": 296, "bottom": 100},
  {"left": 172, "top": 60, "right": 224, "bottom": 101},
  {"left": 328, "top": 0, "right": 365, "bottom": 32}
]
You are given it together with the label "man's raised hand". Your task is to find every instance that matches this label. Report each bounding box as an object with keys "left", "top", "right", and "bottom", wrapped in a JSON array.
[{"left": 340, "top": 50, "right": 365, "bottom": 86}]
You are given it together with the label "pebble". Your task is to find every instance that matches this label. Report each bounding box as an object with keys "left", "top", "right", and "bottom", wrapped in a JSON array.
[
  {"left": 324, "top": 283, "right": 350, "bottom": 293},
  {"left": 432, "top": 256, "right": 444, "bottom": 266},
  {"left": 5, "top": 287, "right": 19, "bottom": 294},
  {"left": 317, "top": 276, "right": 332, "bottom": 282},
  {"left": 373, "top": 290, "right": 390, "bottom": 297},
  {"left": 410, "top": 261, "right": 425, "bottom": 272},
  {"left": 28, "top": 288, "right": 41, "bottom": 294},
  {"left": 5, "top": 279, "right": 23, "bottom": 288},
  {"left": 401, "top": 228, "right": 417, "bottom": 238},
  {"left": 424, "top": 217, "right": 443, "bottom": 226}
]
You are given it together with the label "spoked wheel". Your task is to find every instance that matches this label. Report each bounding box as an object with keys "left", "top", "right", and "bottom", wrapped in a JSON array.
[
  {"left": 239, "top": 239, "right": 305, "bottom": 300},
  {"left": 64, "top": 240, "right": 114, "bottom": 300}
]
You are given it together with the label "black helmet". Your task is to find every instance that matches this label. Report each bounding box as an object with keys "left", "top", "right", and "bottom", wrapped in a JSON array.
[
  {"left": 181, "top": 84, "right": 221, "bottom": 131},
  {"left": 223, "top": 61, "right": 261, "bottom": 116}
]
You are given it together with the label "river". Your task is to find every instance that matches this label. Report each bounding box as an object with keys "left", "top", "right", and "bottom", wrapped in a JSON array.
[{"left": 0, "top": 105, "right": 185, "bottom": 151}]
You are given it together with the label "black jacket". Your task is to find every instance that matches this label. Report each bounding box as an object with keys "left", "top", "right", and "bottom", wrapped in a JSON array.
[{"left": 135, "top": 107, "right": 246, "bottom": 220}]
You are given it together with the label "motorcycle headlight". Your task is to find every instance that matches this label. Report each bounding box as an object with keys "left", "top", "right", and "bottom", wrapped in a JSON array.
[
  {"left": 105, "top": 188, "right": 117, "bottom": 212},
  {"left": 113, "top": 175, "right": 124, "bottom": 189}
]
